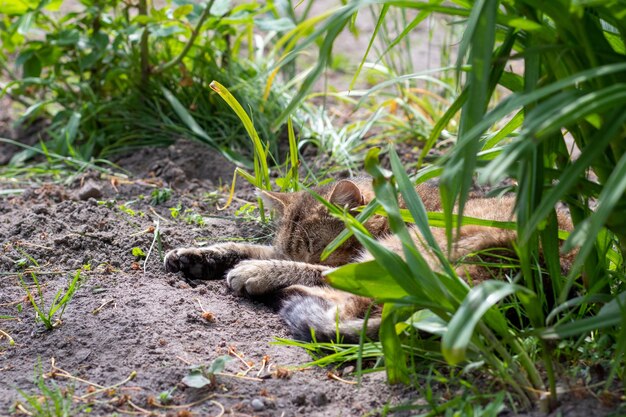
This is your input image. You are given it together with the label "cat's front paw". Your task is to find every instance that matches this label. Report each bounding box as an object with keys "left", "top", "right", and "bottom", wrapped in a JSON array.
[
  {"left": 164, "top": 246, "right": 240, "bottom": 280},
  {"left": 226, "top": 260, "right": 276, "bottom": 296}
]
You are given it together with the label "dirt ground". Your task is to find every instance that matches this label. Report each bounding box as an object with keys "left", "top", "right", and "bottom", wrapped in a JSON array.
[{"left": 0, "top": 134, "right": 621, "bottom": 417}]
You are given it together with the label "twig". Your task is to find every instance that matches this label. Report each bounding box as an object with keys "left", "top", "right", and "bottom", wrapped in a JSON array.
[
  {"left": 92, "top": 299, "right": 114, "bottom": 315},
  {"left": 80, "top": 371, "right": 137, "bottom": 399},
  {"left": 153, "top": 0, "right": 216, "bottom": 74},
  {"left": 216, "top": 372, "right": 263, "bottom": 382},
  {"left": 228, "top": 346, "right": 254, "bottom": 375},
  {"left": 148, "top": 206, "right": 168, "bottom": 223},
  {"left": 176, "top": 355, "right": 192, "bottom": 365},
  {"left": 210, "top": 399, "right": 225, "bottom": 417},
  {"left": 0, "top": 329, "right": 15, "bottom": 346},
  {"left": 143, "top": 220, "right": 160, "bottom": 275},
  {"left": 327, "top": 371, "right": 358, "bottom": 385},
  {"left": 256, "top": 355, "right": 269, "bottom": 377},
  {"left": 127, "top": 400, "right": 153, "bottom": 415}
]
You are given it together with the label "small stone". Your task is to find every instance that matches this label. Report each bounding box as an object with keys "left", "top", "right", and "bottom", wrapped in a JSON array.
[
  {"left": 251, "top": 398, "right": 265, "bottom": 411},
  {"left": 342, "top": 365, "right": 355, "bottom": 376},
  {"left": 77, "top": 180, "right": 102, "bottom": 201},
  {"left": 311, "top": 392, "right": 329, "bottom": 407}
]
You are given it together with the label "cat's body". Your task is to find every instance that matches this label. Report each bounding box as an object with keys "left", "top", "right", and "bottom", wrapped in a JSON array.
[{"left": 164, "top": 178, "right": 573, "bottom": 342}]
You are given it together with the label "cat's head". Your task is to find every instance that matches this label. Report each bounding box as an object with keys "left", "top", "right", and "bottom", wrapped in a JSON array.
[{"left": 260, "top": 179, "right": 370, "bottom": 266}]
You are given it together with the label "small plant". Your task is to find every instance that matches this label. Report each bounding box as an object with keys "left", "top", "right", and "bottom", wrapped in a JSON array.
[
  {"left": 150, "top": 188, "right": 172, "bottom": 206},
  {"left": 19, "top": 270, "right": 83, "bottom": 330},
  {"left": 131, "top": 247, "right": 146, "bottom": 260},
  {"left": 158, "top": 387, "right": 176, "bottom": 405},
  {"left": 13, "top": 366, "right": 84, "bottom": 417},
  {"left": 169, "top": 203, "right": 182, "bottom": 219},
  {"left": 234, "top": 203, "right": 261, "bottom": 223},
  {"left": 181, "top": 355, "right": 232, "bottom": 389}
]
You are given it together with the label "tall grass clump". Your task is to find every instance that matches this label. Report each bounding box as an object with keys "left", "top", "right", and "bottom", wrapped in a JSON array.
[
  {"left": 0, "top": 0, "right": 299, "bottom": 166},
  {"left": 273, "top": 0, "right": 626, "bottom": 412}
]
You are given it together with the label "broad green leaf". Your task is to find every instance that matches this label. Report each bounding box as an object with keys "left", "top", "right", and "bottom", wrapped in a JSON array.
[
  {"left": 0, "top": 0, "right": 36, "bottom": 14},
  {"left": 407, "top": 309, "right": 448, "bottom": 336},
  {"left": 207, "top": 355, "right": 232, "bottom": 375},
  {"left": 173, "top": 4, "right": 193, "bottom": 19},
  {"left": 210, "top": 0, "right": 231, "bottom": 16},
  {"left": 325, "top": 260, "right": 408, "bottom": 299},
  {"left": 442, "top": 281, "right": 532, "bottom": 364},
  {"left": 182, "top": 370, "right": 211, "bottom": 388}
]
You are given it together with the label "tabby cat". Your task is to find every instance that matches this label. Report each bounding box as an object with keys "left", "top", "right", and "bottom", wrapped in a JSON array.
[{"left": 164, "top": 178, "right": 572, "bottom": 342}]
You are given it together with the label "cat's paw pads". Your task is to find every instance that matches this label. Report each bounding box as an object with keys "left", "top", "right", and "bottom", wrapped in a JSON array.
[
  {"left": 226, "top": 261, "right": 273, "bottom": 296},
  {"left": 164, "top": 247, "right": 232, "bottom": 280},
  {"left": 164, "top": 248, "right": 204, "bottom": 278}
]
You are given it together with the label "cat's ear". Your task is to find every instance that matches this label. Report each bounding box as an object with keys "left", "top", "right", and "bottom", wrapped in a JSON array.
[
  {"left": 259, "top": 190, "right": 294, "bottom": 214},
  {"left": 328, "top": 180, "right": 363, "bottom": 209}
]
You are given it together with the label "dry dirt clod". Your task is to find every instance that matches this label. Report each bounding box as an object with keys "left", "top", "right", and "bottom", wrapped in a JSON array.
[{"left": 76, "top": 180, "right": 103, "bottom": 201}]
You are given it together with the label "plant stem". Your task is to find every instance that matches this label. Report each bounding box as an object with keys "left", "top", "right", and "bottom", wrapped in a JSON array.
[
  {"left": 153, "top": 0, "right": 216, "bottom": 75},
  {"left": 138, "top": 0, "right": 150, "bottom": 89}
]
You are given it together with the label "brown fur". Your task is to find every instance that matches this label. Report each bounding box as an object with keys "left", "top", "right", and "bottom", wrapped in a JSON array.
[{"left": 164, "top": 178, "right": 573, "bottom": 342}]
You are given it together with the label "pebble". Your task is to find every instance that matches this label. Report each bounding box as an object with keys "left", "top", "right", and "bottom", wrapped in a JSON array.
[
  {"left": 251, "top": 398, "right": 265, "bottom": 411},
  {"left": 77, "top": 180, "right": 103, "bottom": 201}
]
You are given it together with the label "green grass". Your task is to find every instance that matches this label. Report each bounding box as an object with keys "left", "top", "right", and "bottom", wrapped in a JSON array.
[
  {"left": 267, "top": 0, "right": 626, "bottom": 412},
  {"left": 19, "top": 270, "right": 83, "bottom": 331},
  {"left": 13, "top": 367, "right": 84, "bottom": 417}
]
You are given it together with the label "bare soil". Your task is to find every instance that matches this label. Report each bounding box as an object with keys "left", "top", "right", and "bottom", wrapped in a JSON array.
[{"left": 0, "top": 136, "right": 621, "bottom": 417}]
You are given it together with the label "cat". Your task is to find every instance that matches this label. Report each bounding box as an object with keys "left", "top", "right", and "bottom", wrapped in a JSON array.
[{"left": 163, "top": 177, "right": 573, "bottom": 342}]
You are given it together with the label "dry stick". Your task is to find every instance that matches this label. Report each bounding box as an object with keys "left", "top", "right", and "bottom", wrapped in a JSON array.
[
  {"left": 148, "top": 206, "right": 168, "bottom": 223},
  {"left": 327, "top": 372, "right": 357, "bottom": 385},
  {"left": 91, "top": 299, "right": 114, "bottom": 315},
  {"left": 143, "top": 220, "right": 160, "bottom": 275},
  {"left": 210, "top": 399, "right": 225, "bottom": 417},
  {"left": 127, "top": 400, "right": 153, "bottom": 415},
  {"left": 16, "top": 242, "right": 53, "bottom": 251},
  {"left": 228, "top": 347, "right": 254, "bottom": 375},
  {"left": 0, "top": 329, "right": 15, "bottom": 345},
  {"left": 50, "top": 360, "right": 138, "bottom": 400},
  {"left": 80, "top": 371, "right": 138, "bottom": 399},
  {"left": 216, "top": 372, "right": 263, "bottom": 382},
  {"left": 49, "top": 359, "right": 106, "bottom": 389}
]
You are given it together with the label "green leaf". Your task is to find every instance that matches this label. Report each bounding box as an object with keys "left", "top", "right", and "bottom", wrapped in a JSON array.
[
  {"left": 132, "top": 247, "right": 146, "bottom": 258},
  {"left": 407, "top": 309, "right": 448, "bottom": 336},
  {"left": 442, "top": 281, "right": 532, "bottom": 364},
  {"left": 207, "top": 355, "right": 232, "bottom": 375},
  {"left": 181, "top": 370, "right": 211, "bottom": 388},
  {"left": 255, "top": 17, "right": 296, "bottom": 32},
  {"left": 380, "top": 304, "right": 410, "bottom": 384},
  {"left": 541, "top": 291, "right": 626, "bottom": 339},
  {"left": 325, "top": 260, "right": 408, "bottom": 299},
  {"left": 209, "top": 0, "right": 231, "bottom": 16},
  {"left": 0, "top": 0, "right": 36, "bottom": 14},
  {"left": 173, "top": 4, "right": 193, "bottom": 19},
  {"left": 209, "top": 81, "right": 270, "bottom": 190}
]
